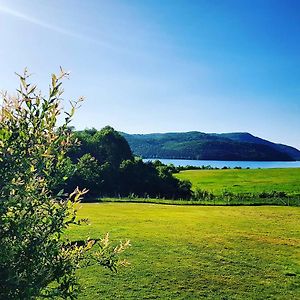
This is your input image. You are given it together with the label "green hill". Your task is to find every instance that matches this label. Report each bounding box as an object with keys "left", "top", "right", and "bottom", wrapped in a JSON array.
[
  {"left": 121, "top": 131, "right": 300, "bottom": 161},
  {"left": 218, "top": 132, "right": 300, "bottom": 160}
]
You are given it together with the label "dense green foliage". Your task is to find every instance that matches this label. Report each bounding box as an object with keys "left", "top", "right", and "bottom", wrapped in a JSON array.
[
  {"left": 69, "top": 127, "right": 132, "bottom": 168},
  {"left": 0, "top": 69, "right": 84, "bottom": 299},
  {"left": 66, "top": 203, "right": 300, "bottom": 299},
  {"left": 122, "top": 131, "right": 299, "bottom": 161},
  {"left": 0, "top": 70, "right": 129, "bottom": 299},
  {"left": 66, "top": 127, "right": 192, "bottom": 199}
]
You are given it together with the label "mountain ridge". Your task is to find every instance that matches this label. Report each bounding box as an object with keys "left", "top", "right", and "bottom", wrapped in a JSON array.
[{"left": 121, "top": 131, "right": 300, "bottom": 161}]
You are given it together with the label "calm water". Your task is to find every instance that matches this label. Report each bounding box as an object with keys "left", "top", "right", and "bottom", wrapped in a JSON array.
[{"left": 144, "top": 158, "right": 300, "bottom": 169}]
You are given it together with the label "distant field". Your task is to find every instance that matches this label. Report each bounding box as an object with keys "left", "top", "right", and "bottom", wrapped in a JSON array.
[
  {"left": 175, "top": 168, "right": 300, "bottom": 195},
  {"left": 66, "top": 203, "right": 300, "bottom": 299}
]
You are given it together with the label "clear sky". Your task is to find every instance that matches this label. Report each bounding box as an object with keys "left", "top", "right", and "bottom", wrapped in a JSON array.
[{"left": 0, "top": 0, "right": 299, "bottom": 148}]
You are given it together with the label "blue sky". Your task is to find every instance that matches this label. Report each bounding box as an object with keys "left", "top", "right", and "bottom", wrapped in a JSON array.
[{"left": 0, "top": 0, "right": 299, "bottom": 148}]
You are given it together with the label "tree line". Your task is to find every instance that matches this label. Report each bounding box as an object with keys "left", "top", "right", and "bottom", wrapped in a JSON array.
[{"left": 63, "top": 126, "right": 192, "bottom": 200}]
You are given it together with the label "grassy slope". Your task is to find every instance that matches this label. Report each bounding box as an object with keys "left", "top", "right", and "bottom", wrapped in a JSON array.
[
  {"left": 175, "top": 168, "right": 300, "bottom": 195},
  {"left": 66, "top": 203, "right": 300, "bottom": 299}
]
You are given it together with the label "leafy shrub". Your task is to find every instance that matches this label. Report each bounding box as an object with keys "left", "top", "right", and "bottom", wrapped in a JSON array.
[
  {"left": 258, "top": 191, "right": 288, "bottom": 198},
  {"left": 0, "top": 69, "right": 130, "bottom": 299},
  {"left": 193, "top": 188, "right": 215, "bottom": 201}
]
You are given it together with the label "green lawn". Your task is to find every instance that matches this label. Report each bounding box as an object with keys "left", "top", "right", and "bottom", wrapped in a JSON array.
[
  {"left": 175, "top": 168, "right": 300, "bottom": 195},
  {"left": 66, "top": 203, "right": 300, "bottom": 299}
]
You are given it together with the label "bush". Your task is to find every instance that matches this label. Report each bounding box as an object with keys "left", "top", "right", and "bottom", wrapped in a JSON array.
[
  {"left": 0, "top": 69, "right": 129, "bottom": 299},
  {"left": 193, "top": 188, "right": 215, "bottom": 201},
  {"left": 258, "top": 191, "right": 288, "bottom": 198}
]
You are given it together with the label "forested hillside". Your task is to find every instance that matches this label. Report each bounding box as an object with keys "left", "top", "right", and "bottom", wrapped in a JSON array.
[
  {"left": 218, "top": 132, "right": 300, "bottom": 160},
  {"left": 122, "top": 131, "right": 299, "bottom": 161}
]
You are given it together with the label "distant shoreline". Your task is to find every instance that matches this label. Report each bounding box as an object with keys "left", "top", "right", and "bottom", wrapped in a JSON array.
[{"left": 143, "top": 158, "right": 300, "bottom": 169}]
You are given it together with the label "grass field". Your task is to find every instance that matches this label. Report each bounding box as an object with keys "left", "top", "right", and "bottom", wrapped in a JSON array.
[
  {"left": 175, "top": 168, "right": 300, "bottom": 195},
  {"left": 66, "top": 203, "right": 300, "bottom": 299}
]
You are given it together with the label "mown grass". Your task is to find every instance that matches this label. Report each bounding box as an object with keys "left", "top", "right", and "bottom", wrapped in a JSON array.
[
  {"left": 66, "top": 203, "right": 300, "bottom": 299},
  {"left": 175, "top": 168, "right": 300, "bottom": 195}
]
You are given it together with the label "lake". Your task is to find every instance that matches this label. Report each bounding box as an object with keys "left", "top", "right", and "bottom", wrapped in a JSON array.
[{"left": 144, "top": 158, "right": 300, "bottom": 169}]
